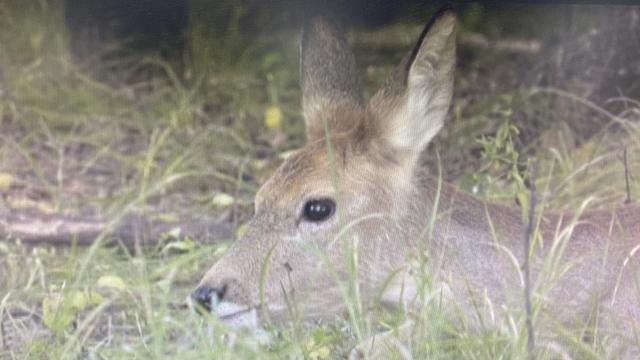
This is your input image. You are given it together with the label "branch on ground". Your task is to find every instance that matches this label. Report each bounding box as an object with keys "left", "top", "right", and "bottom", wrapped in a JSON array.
[{"left": 0, "top": 209, "right": 233, "bottom": 247}]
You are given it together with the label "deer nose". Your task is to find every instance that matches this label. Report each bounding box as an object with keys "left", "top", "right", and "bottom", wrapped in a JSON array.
[{"left": 191, "top": 284, "right": 227, "bottom": 313}]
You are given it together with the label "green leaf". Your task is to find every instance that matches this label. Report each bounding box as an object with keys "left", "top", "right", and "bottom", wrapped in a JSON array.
[
  {"left": 235, "top": 223, "right": 248, "bottom": 239},
  {"left": 212, "top": 193, "right": 235, "bottom": 208},
  {"left": 97, "top": 275, "right": 127, "bottom": 291},
  {"left": 42, "top": 290, "right": 104, "bottom": 334},
  {"left": 42, "top": 295, "right": 73, "bottom": 333},
  {"left": 162, "top": 238, "right": 196, "bottom": 253}
]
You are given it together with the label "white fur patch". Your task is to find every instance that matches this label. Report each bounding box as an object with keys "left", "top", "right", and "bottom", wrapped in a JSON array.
[
  {"left": 208, "top": 302, "right": 271, "bottom": 347},
  {"left": 215, "top": 301, "right": 259, "bottom": 329},
  {"left": 381, "top": 272, "right": 454, "bottom": 310}
]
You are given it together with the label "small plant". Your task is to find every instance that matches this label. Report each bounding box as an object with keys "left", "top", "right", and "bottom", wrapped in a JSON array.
[{"left": 478, "top": 111, "right": 532, "bottom": 217}]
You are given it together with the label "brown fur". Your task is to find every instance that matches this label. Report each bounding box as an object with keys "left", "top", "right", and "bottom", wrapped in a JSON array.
[{"left": 196, "top": 9, "right": 640, "bottom": 357}]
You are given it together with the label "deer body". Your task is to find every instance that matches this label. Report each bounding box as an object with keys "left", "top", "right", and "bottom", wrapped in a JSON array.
[
  {"left": 415, "top": 175, "right": 639, "bottom": 325},
  {"left": 193, "top": 9, "right": 640, "bottom": 357}
]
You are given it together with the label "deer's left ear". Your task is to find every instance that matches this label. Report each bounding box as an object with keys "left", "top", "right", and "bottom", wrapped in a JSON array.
[
  {"left": 368, "top": 9, "right": 456, "bottom": 163},
  {"left": 301, "top": 16, "right": 364, "bottom": 142}
]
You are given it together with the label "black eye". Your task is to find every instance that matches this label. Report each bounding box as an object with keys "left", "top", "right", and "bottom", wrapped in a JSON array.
[{"left": 302, "top": 199, "right": 336, "bottom": 222}]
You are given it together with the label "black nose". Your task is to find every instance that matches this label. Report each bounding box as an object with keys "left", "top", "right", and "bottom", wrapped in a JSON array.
[{"left": 191, "top": 285, "right": 227, "bottom": 313}]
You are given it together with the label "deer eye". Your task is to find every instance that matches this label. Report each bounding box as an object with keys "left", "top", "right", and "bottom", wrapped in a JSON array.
[{"left": 302, "top": 199, "right": 336, "bottom": 222}]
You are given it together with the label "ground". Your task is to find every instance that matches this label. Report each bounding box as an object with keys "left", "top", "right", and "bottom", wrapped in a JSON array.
[{"left": 1, "top": 2, "right": 639, "bottom": 359}]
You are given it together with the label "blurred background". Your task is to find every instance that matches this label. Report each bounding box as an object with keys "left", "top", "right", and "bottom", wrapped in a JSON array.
[{"left": 1, "top": 1, "right": 638, "bottom": 217}]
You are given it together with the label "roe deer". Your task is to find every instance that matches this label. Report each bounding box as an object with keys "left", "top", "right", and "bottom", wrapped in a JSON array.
[{"left": 193, "top": 8, "right": 640, "bottom": 358}]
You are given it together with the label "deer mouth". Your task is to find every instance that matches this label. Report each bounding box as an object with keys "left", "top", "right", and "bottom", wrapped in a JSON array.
[{"left": 215, "top": 302, "right": 259, "bottom": 328}]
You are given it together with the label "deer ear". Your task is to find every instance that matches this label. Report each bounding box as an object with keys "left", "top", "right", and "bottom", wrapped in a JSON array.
[
  {"left": 368, "top": 9, "right": 456, "bottom": 163},
  {"left": 301, "top": 16, "right": 364, "bottom": 142}
]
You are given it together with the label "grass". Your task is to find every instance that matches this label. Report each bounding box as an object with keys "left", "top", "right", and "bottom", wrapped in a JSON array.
[{"left": 1, "top": 1, "right": 640, "bottom": 359}]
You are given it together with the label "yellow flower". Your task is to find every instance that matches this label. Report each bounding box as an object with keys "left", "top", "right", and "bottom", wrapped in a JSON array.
[
  {"left": 0, "top": 172, "right": 14, "bottom": 191},
  {"left": 264, "top": 105, "right": 283, "bottom": 129}
]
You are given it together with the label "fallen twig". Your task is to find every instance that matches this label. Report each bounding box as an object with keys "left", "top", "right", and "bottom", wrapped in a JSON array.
[
  {"left": 524, "top": 163, "right": 538, "bottom": 360},
  {"left": 354, "top": 26, "right": 542, "bottom": 55},
  {"left": 0, "top": 209, "right": 233, "bottom": 247},
  {"left": 623, "top": 148, "right": 633, "bottom": 204}
]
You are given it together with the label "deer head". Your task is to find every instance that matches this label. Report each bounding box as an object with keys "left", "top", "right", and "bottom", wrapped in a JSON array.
[{"left": 192, "top": 9, "right": 456, "bottom": 328}]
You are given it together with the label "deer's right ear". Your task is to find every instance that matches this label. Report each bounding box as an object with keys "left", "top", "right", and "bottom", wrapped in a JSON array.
[
  {"left": 301, "top": 16, "right": 364, "bottom": 142},
  {"left": 368, "top": 9, "right": 456, "bottom": 165}
]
